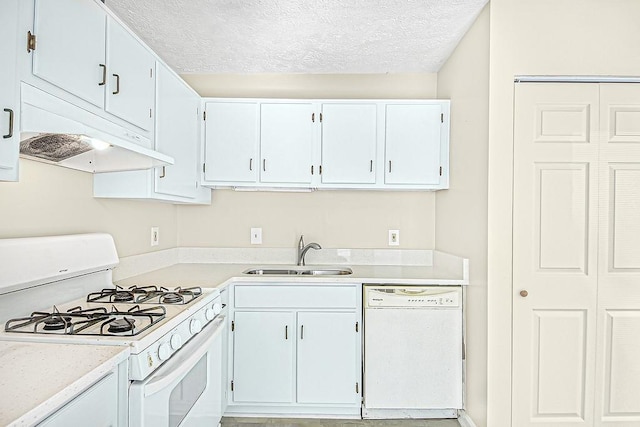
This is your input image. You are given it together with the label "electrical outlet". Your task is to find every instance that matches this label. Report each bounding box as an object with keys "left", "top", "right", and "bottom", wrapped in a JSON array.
[
  {"left": 151, "top": 227, "right": 159, "bottom": 247},
  {"left": 250, "top": 227, "right": 262, "bottom": 245},
  {"left": 388, "top": 229, "right": 399, "bottom": 246}
]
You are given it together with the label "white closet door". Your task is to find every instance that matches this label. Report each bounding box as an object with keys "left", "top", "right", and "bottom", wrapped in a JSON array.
[
  {"left": 594, "top": 83, "right": 640, "bottom": 427},
  {"left": 512, "top": 83, "right": 599, "bottom": 427}
]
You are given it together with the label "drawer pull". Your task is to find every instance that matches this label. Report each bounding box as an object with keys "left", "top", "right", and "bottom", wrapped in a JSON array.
[{"left": 301, "top": 325, "right": 304, "bottom": 340}]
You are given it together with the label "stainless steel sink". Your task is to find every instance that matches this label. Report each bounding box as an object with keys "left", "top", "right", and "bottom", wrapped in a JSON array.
[{"left": 243, "top": 267, "right": 353, "bottom": 276}]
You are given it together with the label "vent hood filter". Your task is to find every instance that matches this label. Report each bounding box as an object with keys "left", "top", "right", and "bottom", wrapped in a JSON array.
[
  {"left": 20, "top": 83, "right": 174, "bottom": 173},
  {"left": 20, "top": 134, "right": 92, "bottom": 162}
]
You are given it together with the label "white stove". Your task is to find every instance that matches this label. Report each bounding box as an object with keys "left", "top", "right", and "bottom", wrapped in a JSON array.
[{"left": 0, "top": 233, "right": 225, "bottom": 425}]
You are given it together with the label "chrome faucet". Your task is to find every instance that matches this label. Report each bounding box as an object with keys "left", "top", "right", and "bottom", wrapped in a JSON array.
[{"left": 297, "top": 235, "right": 321, "bottom": 266}]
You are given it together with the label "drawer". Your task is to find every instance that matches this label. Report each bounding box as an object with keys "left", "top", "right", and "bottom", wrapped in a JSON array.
[{"left": 234, "top": 285, "right": 358, "bottom": 309}]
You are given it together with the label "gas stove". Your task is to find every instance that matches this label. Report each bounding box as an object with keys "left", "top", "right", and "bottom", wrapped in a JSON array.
[{"left": 0, "top": 233, "right": 223, "bottom": 380}]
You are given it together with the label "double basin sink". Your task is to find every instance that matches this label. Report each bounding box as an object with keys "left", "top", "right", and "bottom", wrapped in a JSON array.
[{"left": 243, "top": 266, "right": 353, "bottom": 276}]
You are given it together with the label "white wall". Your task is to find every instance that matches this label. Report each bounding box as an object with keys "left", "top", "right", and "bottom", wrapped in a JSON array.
[
  {"left": 0, "top": 160, "right": 178, "bottom": 257},
  {"left": 437, "top": 6, "right": 489, "bottom": 427},
  {"left": 177, "top": 73, "right": 439, "bottom": 250},
  {"left": 487, "top": 1, "right": 640, "bottom": 426}
]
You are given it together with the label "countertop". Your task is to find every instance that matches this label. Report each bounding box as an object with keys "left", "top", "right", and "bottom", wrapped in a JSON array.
[
  {"left": 0, "top": 342, "right": 129, "bottom": 427},
  {"left": 115, "top": 261, "right": 469, "bottom": 289}
]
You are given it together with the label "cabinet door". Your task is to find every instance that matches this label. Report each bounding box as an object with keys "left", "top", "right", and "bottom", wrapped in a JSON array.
[
  {"left": 385, "top": 104, "right": 442, "bottom": 185},
  {"left": 105, "top": 18, "right": 155, "bottom": 132},
  {"left": 260, "top": 103, "right": 314, "bottom": 184},
  {"left": 321, "top": 103, "right": 376, "bottom": 184},
  {"left": 232, "top": 311, "right": 295, "bottom": 403},
  {"left": 512, "top": 83, "right": 599, "bottom": 427},
  {"left": 297, "top": 311, "right": 360, "bottom": 404},
  {"left": 204, "top": 102, "right": 259, "bottom": 183},
  {"left": 154, "top": 63, "right": 199, "bottom": 198},
  {"left": 32, "top": 0, "right": 106, "bottom": 109},
  {"left": 0, "top": 0, "right": 19, "bottom": 181}
]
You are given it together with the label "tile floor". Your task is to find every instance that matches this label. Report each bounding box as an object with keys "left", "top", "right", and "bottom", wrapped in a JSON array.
[{"left": 221, "top": 417, "right": 460, "bottom": 427}]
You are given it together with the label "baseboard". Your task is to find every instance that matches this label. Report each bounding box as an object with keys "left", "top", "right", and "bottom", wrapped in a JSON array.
[{"left": 457, "top": 410, "right": 477, "bottom": 427}]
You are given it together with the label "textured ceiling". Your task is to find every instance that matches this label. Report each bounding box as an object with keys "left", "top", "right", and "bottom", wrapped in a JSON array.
[{"left": 105, "top": 0, "right": 488, "bottom": 74}]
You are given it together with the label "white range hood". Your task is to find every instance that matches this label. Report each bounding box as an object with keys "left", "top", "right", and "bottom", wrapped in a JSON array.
[{"left": 19, "top": 83, "right": 174, "bottom": 173}]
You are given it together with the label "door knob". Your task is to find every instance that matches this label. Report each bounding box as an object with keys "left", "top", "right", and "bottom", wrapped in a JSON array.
[{"left": 520, "top": 290, "right": 528, "bottom": 297}]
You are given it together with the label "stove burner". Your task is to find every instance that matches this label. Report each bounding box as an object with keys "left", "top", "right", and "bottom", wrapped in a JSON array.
[
  {"left": 108, "top": 318, "right": 135, "bottom": 333},
  {"left": 160, "top": 292, "right": 184, "bottom": 304},
  {"left": 42, "top": 315, "right": 71, "bottom": 331},
  {"left": 113, "top": 292, "right": 134, "bottom": 302}
]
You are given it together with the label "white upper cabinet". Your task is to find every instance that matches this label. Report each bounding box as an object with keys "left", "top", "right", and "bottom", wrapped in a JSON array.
[
  {"left": 93, "top": 62, "right": 210, "bottom": 204},
  {"left": 320, "top": 103, "right": 377, "bottom": 185},
  {"left": 0, "top": 0, "right": 20, "bottom": 181},
  {"left": 29, "top": 0, "right": 155, "bottom": 135},
  {"left": 32, "top": 0, "right": 106, "bottom": 109},
  {"left": 201, "top": 99, "right": 450, "bottom": 191},
  {"left": 260, "top": 103, "right": 315, "bottom": 184},
  {"left": 204, "top": 102, "right": 259, "bottom": 183},
  {"left": 104, "top": 18, "right": 155, "bottom": 131},
  {"left": 385, "top": 103, "right": 445, "bottom": 186},
  {"left": 153, "top": 62, "right": 200, "bottom": 199}
]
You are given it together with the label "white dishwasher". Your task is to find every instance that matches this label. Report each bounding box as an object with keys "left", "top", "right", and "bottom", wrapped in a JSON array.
[{"left": 362, "top": 285, "right": 463, "bottom": 419}]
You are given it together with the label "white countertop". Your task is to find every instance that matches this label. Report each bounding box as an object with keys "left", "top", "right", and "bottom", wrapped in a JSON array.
[
  {"left": 0, "top": 342, "right": 129, "bottom": 427},
  {"left": 115, "top": 261, "right": 468, "bottom": 290}
]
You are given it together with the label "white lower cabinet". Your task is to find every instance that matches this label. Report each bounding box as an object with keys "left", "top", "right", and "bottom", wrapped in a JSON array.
[
  {"left": 296, "top": 311, "right": 360, "bottom": 405},
  {"left": 0, "top": 0, "right": 20, "bottom": 182},
  {"left": 228, "top": 283, "right": 362, "bottom": 416},
  {"left": 232, "top": 311, "right": 295, "bottom": 404}
]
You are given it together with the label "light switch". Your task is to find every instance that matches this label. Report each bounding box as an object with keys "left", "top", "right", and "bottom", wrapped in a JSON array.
[{"left": 388, "top": 229, "right": 399, "bottom": 246}]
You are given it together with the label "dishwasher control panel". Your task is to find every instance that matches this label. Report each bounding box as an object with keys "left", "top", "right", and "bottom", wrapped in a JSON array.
[{"left": 365, "top": 286, "right": 461, "bottom": 308}]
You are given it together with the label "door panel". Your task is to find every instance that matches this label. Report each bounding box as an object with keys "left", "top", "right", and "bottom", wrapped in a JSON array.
[
  {"left": 531, "top": 310, "right": 588, "bottom": 420},
  {"left": 0, "top": 0, "right": 19, "bottom": 180},
  {"left": 512, "top": 83, "right": 599, "bottom": 427},
  {"left": 154, "top": 63, "right": 198, "bottom": 198},
  {"left": 32, "top": 0, "right": 106, "bottom": 108},
  {"left": 260, "top": 103, "right": 314, "bottom": 184},
  {"left": 594, "top": 84, "right": 640, "bottom": 426},
  {"left": 232, "top": 311, "right": 294, "bottom": 403},
  {"left": 297, "top": 311, "right": 359, "bottom": 404},
  {"left": 384, "top": 104, "right": 442, "bottom": 185},
  {"left": 105, "top": 18, "right": 155, "bottom": 131},
  {"left": 204, "top": 102, "right": 259, "bottom": 183},
  {"left": 321, "top": 104, "right": 376, "bottom": 184}
]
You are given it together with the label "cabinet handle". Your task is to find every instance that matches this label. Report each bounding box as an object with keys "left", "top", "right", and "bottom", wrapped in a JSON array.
[
  {"left": 370, "top": 160, "right": 373, "bottom": 172},
  {"left": 301, "top": 325, "right": 304, "bottom": 340},
  {"left": 249, "top": 158, "right": 253, "bottom": 171},
  {"left": 311, "top": 113, "right": 315, "bottom": 123},
  {"left": 388, "top": 160, "right": 392, "bottom": 173},
  {"left": 98, "top": 64, "right": 106, "bottom": 86},
  {"left": 263, "top": 159, "right": 266, "bottom": 172},
  {"left": 311, "top": 165, "right": 314, "bottom": 175},
  {"left": 520, "top": 290, "right": 529, "bottom": 298},
  {"left": 112, "top": 74, "right": 120, "bottom": 95},
  {"left": 319, "top": 165, "right": 322, "bottom": 175},
  {"left": 3, "top": 109, "right": 14, "bottom": 139},
  {"left": 159, "top": 166, "right": 166, "bottom": 178},
  {"left": 285, "top": 325, "right": 288, "bottom": 340}
]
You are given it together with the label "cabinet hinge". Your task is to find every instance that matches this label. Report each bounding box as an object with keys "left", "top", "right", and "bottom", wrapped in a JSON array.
[
  {"left": 319, "top": 113, "right": 323, "bottom": 122},
  {"left": 441, "top": 113, "right": 444, "bottom": 123},
  {"left": 231, "top": 320, "right": 234, "bottom": 331},
  {"left": 203, "top": 111, "right": 206, "bottom": 121},
  {"left": 311, "top": 112, "right": 315, "bottom": 123},
  {"left": 231, "top": 380, "right": 234, "bottom": 391},
  {"left": 27, "top": 31, "right": 36, "bottom": 53},
  {"left": 356, "top": 382, "right": 359, "bottom": 393},
  {"left": 439, "top": 166, "right": 443, "bottom": 176},
  {"left": 355, "top": 322, "right": 359, "bottom": 332}
]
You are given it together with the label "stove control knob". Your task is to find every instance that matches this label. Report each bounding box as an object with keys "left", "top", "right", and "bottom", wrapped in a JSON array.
[
  {"left": 170, "top": 334, "right": 182, "bottom": 350},
  {"left": 212, "top": 302, "right": 222, "bottom": 315},
  {"left": 158, "top": 343, "right": 171, "bottom": 361},
  {"left": 205, "top": 308, "right": 215, "bottom": 321},
  {"left": 190, "top": 319, "right": 202, "bottom": 335}
]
